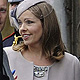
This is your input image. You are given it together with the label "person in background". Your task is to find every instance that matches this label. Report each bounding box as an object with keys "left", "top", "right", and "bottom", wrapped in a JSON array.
[
  {"left": 0, "top": 0, "right": 14, "bottom": 79},
  {"left": 4, "top": 0, "right": 80, "bottom": 80},
  {"left": 3, "top": 0, "right": 23, "bottom": 47}
]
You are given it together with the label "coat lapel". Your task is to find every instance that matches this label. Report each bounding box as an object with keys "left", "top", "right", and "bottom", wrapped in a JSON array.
[{"left": 14, "top": 52, "right": 34, "bottom": 80}]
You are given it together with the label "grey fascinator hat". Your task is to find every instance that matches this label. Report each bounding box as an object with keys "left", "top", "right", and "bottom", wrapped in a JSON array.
[{"left": 16, "top": 0, "right": 52, "bottom": 18}]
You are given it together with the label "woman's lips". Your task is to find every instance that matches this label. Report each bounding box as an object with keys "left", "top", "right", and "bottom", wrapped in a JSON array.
[{"left": 23, "top": 34, "right": 31, "bottom": 40}]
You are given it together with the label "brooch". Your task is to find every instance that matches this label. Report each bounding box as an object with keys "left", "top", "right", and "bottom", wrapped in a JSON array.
[{"left": 34, "top": 66, "right": 48, "bottom": 78}]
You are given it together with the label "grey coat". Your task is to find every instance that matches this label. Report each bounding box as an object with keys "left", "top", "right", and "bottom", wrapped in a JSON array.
[{"left": 4, "top": 46, "right": 80, "bottom": 80}]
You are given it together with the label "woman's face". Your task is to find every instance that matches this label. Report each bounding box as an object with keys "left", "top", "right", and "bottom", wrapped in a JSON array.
[{"left": 18, "top": 10, "right": 42, "bottom": 45}]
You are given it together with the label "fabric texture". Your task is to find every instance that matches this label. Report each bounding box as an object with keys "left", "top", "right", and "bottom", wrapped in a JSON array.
[{"left": 4, "top": 46, "right": 80, "bottom": 80}]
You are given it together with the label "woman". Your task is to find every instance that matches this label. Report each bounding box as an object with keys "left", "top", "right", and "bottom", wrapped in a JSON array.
[{"left": 4, "top": 0, "right": 80, "bottom": 80}]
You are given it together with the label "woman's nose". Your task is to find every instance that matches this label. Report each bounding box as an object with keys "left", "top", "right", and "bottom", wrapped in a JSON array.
[{"left": 20, "top": 23, "right": 27, "bottom": 31}]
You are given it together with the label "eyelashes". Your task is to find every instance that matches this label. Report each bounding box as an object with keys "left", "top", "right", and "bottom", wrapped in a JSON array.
[
  {"left": 0, "top": 8, "right": 7, "bottom": 13},
  {"left": 18, "top": 20, "right": 35, "bottom": 26},
  {"left": 25, "top": 20, "right": 34, "bottom": 24}
]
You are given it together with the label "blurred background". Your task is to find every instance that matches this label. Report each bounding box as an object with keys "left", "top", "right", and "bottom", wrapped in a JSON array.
[
  {"left": 2, "top": 3, "right": 14, "bottom": 38},
  {"left": 1, "top": 0, "right": 80, "bottom": 59}
]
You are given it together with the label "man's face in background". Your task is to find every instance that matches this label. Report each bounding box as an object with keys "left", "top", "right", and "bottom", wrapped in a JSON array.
[{"left": 0, "top": 0, "right": 7, "bottom": 31}]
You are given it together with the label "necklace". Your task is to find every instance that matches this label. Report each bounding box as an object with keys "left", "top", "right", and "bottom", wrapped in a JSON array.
[{"left": 34, "top": 65, "right": 48, "bottom": 78}]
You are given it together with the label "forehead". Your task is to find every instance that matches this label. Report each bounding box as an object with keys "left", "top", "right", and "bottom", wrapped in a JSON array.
[
  {"left": 19, "top": 10, "right": 39, "bottom": 21},
  {"left": 0, "top": 0, "right": 7, "bottom": 7}
]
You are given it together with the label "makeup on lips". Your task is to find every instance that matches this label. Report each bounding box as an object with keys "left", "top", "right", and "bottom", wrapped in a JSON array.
[{"left": 23, "top": 34, "right": 31, "bottom": 40}]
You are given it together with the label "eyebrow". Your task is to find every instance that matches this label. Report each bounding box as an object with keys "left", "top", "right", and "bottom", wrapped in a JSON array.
[
  {"left": 24, "top": 17, "right": 37, "bottom": 20},
  {"left": 24, "top": 18, "right": 32, "bottom": 20}
]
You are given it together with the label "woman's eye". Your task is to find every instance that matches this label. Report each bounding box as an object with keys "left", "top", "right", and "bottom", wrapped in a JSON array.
[
  {"left": 18, "top": 22, "right": 22, "bottom": 27},
  {"left": 26, "top": 20, "right": 34, "bottom": 24},
  {"left": 0, "top": 8, "right": 6, "bottom": 13},
  {"left": 18, "top": 21, "right": 22, "bottom": 25}
]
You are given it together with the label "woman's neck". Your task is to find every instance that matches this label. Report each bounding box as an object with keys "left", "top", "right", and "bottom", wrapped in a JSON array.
[{"left": 21, "top": 44, "right": 53, "bottom": 66}]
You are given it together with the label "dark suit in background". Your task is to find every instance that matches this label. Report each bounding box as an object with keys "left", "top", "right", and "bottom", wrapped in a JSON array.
[{"left": 0, "top": 32, "right": 14, "bottom": 80}]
